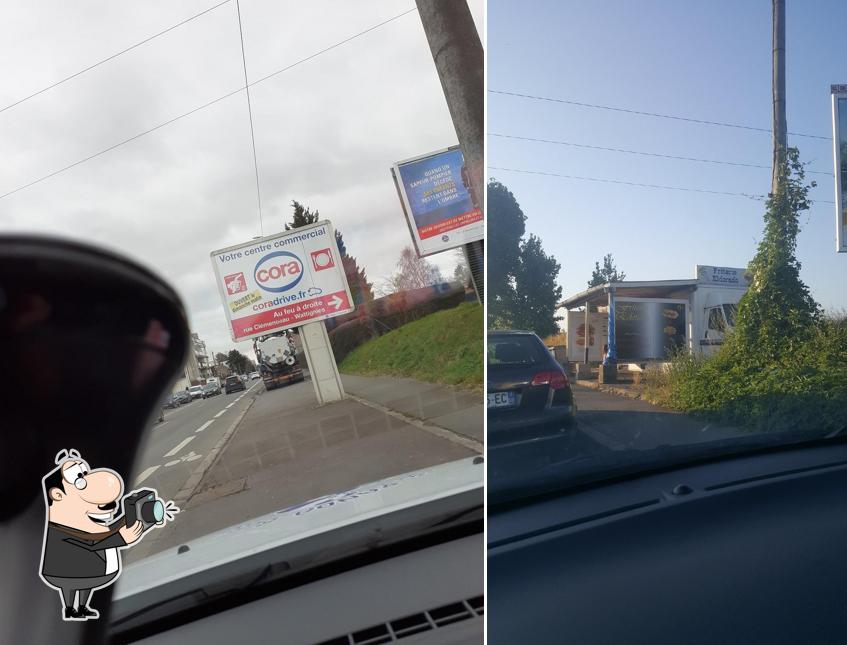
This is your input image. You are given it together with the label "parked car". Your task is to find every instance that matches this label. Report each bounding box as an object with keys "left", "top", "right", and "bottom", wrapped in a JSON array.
[
  {"left": 249, "top": 371, "right": 260, "bottom": 380},
  {"left": 173, "top": 390, "right": 192, "bottom": 405},
  {"left": 162, "top": 394, "right": 180, "bottom": 409},
  {"left": 188, "top": 384, "right": 204, "bottom": 400},
  {"left": 487, "top": 330, "right": 576, "bottom": 447},
  {"left": 225, "top": 374, "right": 246, "bottom": 394},
  {"left": 202, "top": 382, "right": 221, "bottom": 398}
]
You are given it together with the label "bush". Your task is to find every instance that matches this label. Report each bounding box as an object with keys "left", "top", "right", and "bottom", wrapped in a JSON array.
[{"left": 645, "top": 316, "right": 847, "bottom": 434}]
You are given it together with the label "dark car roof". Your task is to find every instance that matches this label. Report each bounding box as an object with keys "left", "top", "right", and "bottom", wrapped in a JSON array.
[{"left": 488, "top": 330, "right": 537, "bottom": 337}]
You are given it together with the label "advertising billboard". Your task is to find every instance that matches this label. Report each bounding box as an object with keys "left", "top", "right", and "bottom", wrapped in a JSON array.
[
  {"left": 391, "top": 146, "right": 483, "bottom": 257},
  {"left": 615, "top": 299, "right": 688, "bottom": 361},
  {"left": 210, "top": 221, "right": 354, "bottom": 342},
  {"left": 832, "top": 85, "right": 847, "bottom": 253},
  {"left": 566, "top": 311, "right": 609, "bottom": 362}
]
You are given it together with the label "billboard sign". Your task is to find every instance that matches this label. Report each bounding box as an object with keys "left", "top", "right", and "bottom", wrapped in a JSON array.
[
  {"left": 391, "top": 146, "right": 483, "bottom": 257},
  {"left": 832, "top": 85, "right": 847, "bottom": 253},
  {"left": 210, "top": 221, "right": 354, "bottom": 341},
  {"left": 615, "top": 299, "right": 688, "bottom": 361}
]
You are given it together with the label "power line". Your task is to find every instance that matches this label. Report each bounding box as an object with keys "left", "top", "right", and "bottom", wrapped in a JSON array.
[
  {"left": 489, "top": 89, "right": 831, "bottom": 141},
  {"left": 0, "top": 0, "right": 232, "bottom": 115},
  {"left": 235, "top": 0, "right": 263, "bottom": 237},
  {"left": 488, "top": 132, "right": 832, "bottom": 176},
  {"left": 490, "top": 165, "right": 767, "bottom": 199},
  {"left": 248, "top": 8, "right": 417, "bottom": 86},
  {"left": 0, "top": 8, "right": 418, "bottom": 201},
  {"left": 489, "top": 165, "right": 836, "bottom": 205}
]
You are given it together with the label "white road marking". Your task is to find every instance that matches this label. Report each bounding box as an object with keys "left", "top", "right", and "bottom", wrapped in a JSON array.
[
  {"left": 134, "top": 465, "right": 160, "bottom": 485},
  {"left": 164, "top": 435, "right": 195, "bottom": 457},
  {"left": 195, "top": 420, "right": 214, "bottom": 433},
  {"left": 225, "top": 402, "right": 236, "bottom": 409},
  {"left": 214, "top": 410, "right": 226, "bottom": 418},
  {"left": 165, "top": 451, "right": 203, "bottom": 467}
]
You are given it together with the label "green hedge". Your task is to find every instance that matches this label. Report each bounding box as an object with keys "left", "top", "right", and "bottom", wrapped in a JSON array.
[
  {"left": 645, "top": 317, "right": 847, "bottom": 434},
  {"left": 328, "top": 288, "right": 467, "bottom": 363}
]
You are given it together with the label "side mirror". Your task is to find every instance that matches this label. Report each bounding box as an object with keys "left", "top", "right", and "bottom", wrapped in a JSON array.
[{"left": 0, "top": 236, "right": 189, "bottom": 520}]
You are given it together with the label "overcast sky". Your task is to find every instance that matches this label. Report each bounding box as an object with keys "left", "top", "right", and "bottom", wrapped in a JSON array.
[{"left": 0, "top": 0, "right": 483, "bottom": 357}]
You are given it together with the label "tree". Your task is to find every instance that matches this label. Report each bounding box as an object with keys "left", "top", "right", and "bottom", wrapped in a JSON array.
[
  {"left": 385, "top": 246, "right": 443, "bottom": 292},
  {"left": 284, "top": 200, "right": 319, "bottom": 230},
  {"left": 285, "top": 201, "right": 374, "bottom": 306},
  {"left": 335, "top": 230, "right": 374, "bottom": 306},
  {"left": 226, "top": 349, "right": 252, "bottom": 375},
  {"left": 488, "top": 180, "right": 526, "bottom": 325},
  {"left": 453, "top": 248, "right": 471, "bottom": 288},
  {"left": 214, "top": 352, "right": 228, "bottom": 365},
  {"left": 509, "top": 234, "right": 563, "bottom": 337},
  {"left": 588, "top": 253, "right": 626, "bottom": 287}
]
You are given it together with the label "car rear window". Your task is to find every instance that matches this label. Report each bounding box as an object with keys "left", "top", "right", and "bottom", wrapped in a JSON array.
[
  {"left": 488, "top": 335, "right": 547, "bottom": 366},
  {"left": 226, "top": 376, "right": 238, "bottom": 384}
]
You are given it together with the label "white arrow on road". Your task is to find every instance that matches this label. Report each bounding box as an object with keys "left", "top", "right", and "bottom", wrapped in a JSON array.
[{"left": 329, "top": 294, "right": 343, "bottom": 310}]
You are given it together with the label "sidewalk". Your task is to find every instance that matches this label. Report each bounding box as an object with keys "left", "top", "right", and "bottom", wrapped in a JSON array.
[
  {"left": 341, "top": 374, "right": 483, "bottom": 443},
  {"left": 575, "top": 378, "right": 645, "bottom": 401},
  {"left": 127, "top": 375, "right": 480, "bottom": 560}
]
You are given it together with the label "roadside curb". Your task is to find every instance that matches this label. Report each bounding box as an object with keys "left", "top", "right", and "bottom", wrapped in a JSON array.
[
  {"left": 171, "top": 396, "right": 256, "bottom": 508},
  {"left": 576, "top": 379, "right": 644, "bottom": 401},
  {"left": 126, "top": 394, "right": 257, "bottom": 560},
  {"left": 345, "top": 392, "right": 483, "bottom": 453}
]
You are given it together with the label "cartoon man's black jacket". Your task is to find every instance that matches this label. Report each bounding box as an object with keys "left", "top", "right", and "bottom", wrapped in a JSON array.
[{"left": 41, "top": 521, "right": 127, "bottom": 578}]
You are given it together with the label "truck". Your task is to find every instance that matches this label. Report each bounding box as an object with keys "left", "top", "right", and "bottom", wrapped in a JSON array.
[
  {"left": 253, "top": 330, "right": 305, "bottom": 391},
  {"left": 561, "top": 265, "right": 751, "bottom": 363},
  {"left": 690, "top": 265, "right": 749, "bottom": 357}
]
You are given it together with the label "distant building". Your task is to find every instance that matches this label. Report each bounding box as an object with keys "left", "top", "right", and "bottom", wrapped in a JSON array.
[
  {"left": 172, "top": 332, "right": 212, "bottom": 393},
  {"left": 191, "top": 332, "right": 213, "bottom": 380}
]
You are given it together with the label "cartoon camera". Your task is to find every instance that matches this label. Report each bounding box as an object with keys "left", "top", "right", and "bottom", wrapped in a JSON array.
[{"left": 122, "top": 489, "right": 166, "bottom": 531}]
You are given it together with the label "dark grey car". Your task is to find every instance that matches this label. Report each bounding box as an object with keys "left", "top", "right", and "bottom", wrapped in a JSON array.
[{"left": 487, "top": 330, "right": 576, "bottom": 447}]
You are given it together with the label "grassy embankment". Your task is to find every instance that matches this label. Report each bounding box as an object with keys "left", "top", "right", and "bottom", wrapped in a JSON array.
[{"left": 339, "top": 302, "right": 483, "bottom": 389}]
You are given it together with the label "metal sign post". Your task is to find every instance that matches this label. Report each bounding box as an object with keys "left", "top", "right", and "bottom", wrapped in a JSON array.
[{"left": 832, "top": 85, "right": 847, "bottom": 253}]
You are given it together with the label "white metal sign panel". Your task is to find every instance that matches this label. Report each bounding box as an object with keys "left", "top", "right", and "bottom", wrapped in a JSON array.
[{"left": 210, "top": 221, "right": 354, "bottom": 341}]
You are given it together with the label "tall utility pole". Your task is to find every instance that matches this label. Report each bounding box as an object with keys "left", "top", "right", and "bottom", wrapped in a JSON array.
[
  {"left": 772, "top": 0, "right": 786, "bottom": 193},
  {"left": 415, "top": 0, "right": 484, "bottom": 302}
]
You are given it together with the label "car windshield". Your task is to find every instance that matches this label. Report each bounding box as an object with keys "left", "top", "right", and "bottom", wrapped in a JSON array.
[
  {"left": 488, "top": 335, "right": 546, "bottom": 366},
  {"left": 487, "top": 1, "right": 847, "bottom": 507},
  {"left": 4, "top": 0, "right": 484, "bottom": 619}
]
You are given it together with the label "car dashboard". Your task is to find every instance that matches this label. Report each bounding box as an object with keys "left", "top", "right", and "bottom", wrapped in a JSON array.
[
  {"left": 110, "top": 533, "right": 483, "bottom": 644},
  {"left": 488, "top": 441, "right": 847, "bottom": 644}
]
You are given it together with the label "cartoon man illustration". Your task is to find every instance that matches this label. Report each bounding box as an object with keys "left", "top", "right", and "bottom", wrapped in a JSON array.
[{"left": 39, "top": 449, "right": 178, "bottom": 621}]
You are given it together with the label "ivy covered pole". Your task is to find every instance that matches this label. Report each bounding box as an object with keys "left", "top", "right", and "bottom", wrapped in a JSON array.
[{"left": 772, "top": 0, "right": 787, "bottom": 194}]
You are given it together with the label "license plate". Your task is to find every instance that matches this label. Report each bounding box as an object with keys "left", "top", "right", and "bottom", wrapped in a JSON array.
[{"left": 488, "top": 391, "right": 516, "bottom": 408}]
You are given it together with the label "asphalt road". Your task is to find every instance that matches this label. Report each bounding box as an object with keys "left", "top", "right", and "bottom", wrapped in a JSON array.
[
  {"left": 488, "top": 384, "right": 743, "bottom": 485},
  {"left": 571, "top": 384, "right": 741, "bottom": 450},
  {"left": 129, "top": 379, "right": 263, "bottom": 501}
]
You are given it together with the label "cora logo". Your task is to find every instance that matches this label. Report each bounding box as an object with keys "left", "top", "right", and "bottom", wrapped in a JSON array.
[{"left": 254, "top": 251, "right": 304, "bottom": 293}]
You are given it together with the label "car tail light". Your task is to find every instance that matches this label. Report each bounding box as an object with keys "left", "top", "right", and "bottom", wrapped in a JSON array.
[{"left": 531, "top": 370, "right": 569, "bottom": 390}]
